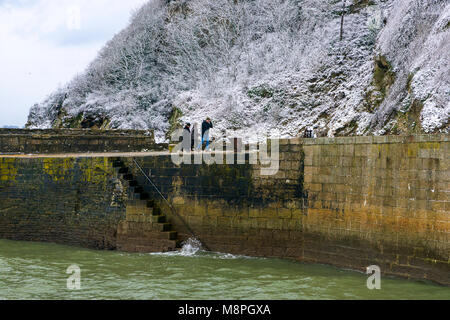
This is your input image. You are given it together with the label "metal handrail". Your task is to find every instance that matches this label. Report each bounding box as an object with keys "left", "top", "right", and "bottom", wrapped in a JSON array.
[{"left": 132, "top": 158, "right": 210, "bottom": 251}]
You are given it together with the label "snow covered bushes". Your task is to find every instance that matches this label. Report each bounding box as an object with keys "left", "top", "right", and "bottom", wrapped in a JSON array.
[{"left": 27, "top": 0, "right": 449, "bottom": 141}]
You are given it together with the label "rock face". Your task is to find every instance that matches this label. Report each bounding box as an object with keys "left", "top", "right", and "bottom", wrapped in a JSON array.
[{"left": 26, "top": 0, "right": 449, "bottom": 141}]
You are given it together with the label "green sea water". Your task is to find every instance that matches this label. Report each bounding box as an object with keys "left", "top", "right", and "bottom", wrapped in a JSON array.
[{"left": 0, "top": 239, "right": 448, "bottom": 300}]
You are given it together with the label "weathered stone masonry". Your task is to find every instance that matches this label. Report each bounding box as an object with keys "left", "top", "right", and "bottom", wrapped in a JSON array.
[
  {"left": 302, "top": 135, "right": 449, "bottom": 284},
  {"left": 0, "top": 157, "right": 125, "bottom": 248},
  {"left": 0, "top": 134, "right": 448, "bottom": 285},
  {"left": 121, "top": 135, "right": 448, "bottom": 285},
  {"left": 0, "top": 129, "right": 164, "bottom": 154}
]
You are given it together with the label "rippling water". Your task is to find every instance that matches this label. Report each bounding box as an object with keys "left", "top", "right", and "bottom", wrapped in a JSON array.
[{"left": 0, "top": 239, "right": 448, "bottom": 300}]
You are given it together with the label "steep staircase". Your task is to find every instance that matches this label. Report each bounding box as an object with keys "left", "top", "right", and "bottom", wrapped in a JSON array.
[{"left": 112, "top": 159, "right": 180, "bottom": 253}]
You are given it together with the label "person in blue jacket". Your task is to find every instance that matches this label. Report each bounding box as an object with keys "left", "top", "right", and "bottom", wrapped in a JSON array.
[{"left": 198, "top": 117, "right": 213, "bottom": 151}]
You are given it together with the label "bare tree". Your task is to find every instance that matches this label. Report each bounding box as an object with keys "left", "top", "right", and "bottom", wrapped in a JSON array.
[{"left": 340, "top": 0, "right": 347, "bottom": 41}]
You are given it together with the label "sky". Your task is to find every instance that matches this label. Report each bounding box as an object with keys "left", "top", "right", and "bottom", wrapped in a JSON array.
[{"left": 0, "top": 0, "right": 148, "bottom": 127}]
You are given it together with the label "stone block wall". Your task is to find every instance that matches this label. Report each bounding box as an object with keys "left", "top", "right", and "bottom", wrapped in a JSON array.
[
  {"left": 0, "top": 129, "right": 164, "bottom": 154},
  {"left": 0, "top": 134, "right": 448, "bottom": 285},
  {"left": 301, "top": 134, "right": 449, "bottom": 284},
  {"left": 0, "top": 157, "right": 126, "bottom": 249},
  {"left": 121, "top": 134, "right": 449, "bottom": 285},
  {"left": 125, "top": 152, "right": 306, "bottom": 259}
]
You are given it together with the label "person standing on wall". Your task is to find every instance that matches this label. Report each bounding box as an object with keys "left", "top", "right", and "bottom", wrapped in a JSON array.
[
  {"left": 183, "top": 123, "right": 191, "bottom": 152},
  {"left": 191, "top": 123, "right": 197, "bottom": 151},
  {"left": 304, "top": 128, "right": 317, "bottom": 139},
  {"left": 198, "top": 117, "right": 213, "bottom": 151}
]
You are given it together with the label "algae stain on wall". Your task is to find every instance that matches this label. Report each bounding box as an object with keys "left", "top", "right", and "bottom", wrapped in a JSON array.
[
  {"left": 41, "top": 158, "right": 114, "bottom": 184},
  {"left": 80, "top": 158, "right": 113, "bottom": 185},
  {"left": 41, "top": 157, "right": 113, "bottom": 185},
  {"left": 0, "top": 158, "right": 18, "bottom": 181},
  {"left": 42, "top": 158, "right": 76, "bottom": 182}
]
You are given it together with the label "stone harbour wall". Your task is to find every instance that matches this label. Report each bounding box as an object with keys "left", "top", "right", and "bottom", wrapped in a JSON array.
[
  {"left": 0, "top": 129, "right": 164, "bottom": 154},
  {"left": 0, "top": 134, "right": 448, "bottom": 285},
  {"left": 301, "top": 135, "right": 449, "bottom": 284},
  {"left": 0, "top": 157, "right": 126, "bottom": 248},
  {"left": 123, "top": 134, "right": 449, "bottom": 285}
]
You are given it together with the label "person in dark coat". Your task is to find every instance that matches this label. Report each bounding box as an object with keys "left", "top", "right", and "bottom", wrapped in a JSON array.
[
  {"left": 197, "top": 117, "right": 213, "bottom": 150},
  {"left": 191, "top": 123, "right": 197, "bottom": 151},
  {"left": 183, "top": 123, "right": 191, "bottom": 152}
]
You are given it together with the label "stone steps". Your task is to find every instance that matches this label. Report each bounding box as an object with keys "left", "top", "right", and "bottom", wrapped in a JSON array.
[
  {"left": 118, "top": 221, "right": 173, "bottom": 232},
  {"left": 117, "top": 224, "right": 178, "bottom": 240},
  {"left": 151, "top": 215, "right": 167, "bottom": 223},
  {"left": 113, "top": 158, "right": 180, "bottom": 253}
]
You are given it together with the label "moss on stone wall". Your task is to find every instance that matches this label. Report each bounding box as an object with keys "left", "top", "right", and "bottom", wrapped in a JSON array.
[
  {"left": 389, "top": 99, "right": 424, "bottom": 135},
  {"left": 0, "top": 158, "right": 18, "bottom": 181},
  {"left": 40, "top": 157, "right": 113, "bottom": 184},
  {"left": 364, "top": 55, "right": 396, "bottom": 113},
  {"left": 80, "top": 158, "right": 113, "bottom": 184},
  {"left": 42, "top": 158, "right": 75, "bottom": 181},
  {"left": 166, "top": 107, "right": 184, "bottom": 141},
  {"left": 0, "top": 156, "right": 125, "bottom": 250}
]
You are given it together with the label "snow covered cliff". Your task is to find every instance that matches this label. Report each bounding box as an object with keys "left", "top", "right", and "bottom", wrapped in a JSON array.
[{"left": 27, "top": 0, "right": 449, "bottom": 142}]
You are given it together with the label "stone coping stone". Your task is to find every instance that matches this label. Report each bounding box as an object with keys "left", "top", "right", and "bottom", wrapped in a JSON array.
[
  {"left": 300, "top": 134, "right": 449, "bottom": 145},
  {"left": 0, "top": 128, "right": 154, "bottom": 137}
]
